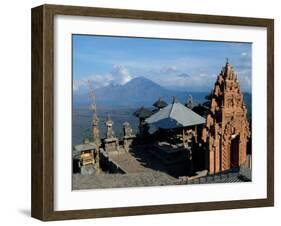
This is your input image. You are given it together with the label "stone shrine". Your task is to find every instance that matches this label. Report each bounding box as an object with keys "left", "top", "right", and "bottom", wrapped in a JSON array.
[
  {"left": 122, "top": 122, "right": 135, "bottom": 152},
  {"left": 104, "top": 115, "right": 119, "bottom": 153},
  {"left": 79, "top": 139, "right": 99, "bottom": 175}
]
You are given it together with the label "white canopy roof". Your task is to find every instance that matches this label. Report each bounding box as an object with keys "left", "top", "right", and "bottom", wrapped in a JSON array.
[{"left": 145, "top": 102, "right": 205, "bottom": 129}]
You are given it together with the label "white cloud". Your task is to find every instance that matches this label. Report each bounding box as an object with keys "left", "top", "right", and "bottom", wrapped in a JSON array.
[
  {"left": 73, "top": 74, "right": 113, "bottom": 91},
  {"left": 241, "top": 52, "right": 247, "bottom": 56},
  {"left": 160, "top": 66, "right": 178, "bottom": 74},
  {"left": 159, "top": 73, "right": 215, "bottom": 91},
  {"left": 73, "top": 65, "right": 133, "bottom": 92},
  {"left": 235, "top": 69, "right": 251, "bottom": 92},
  {"left": 111, "top": 65, "right": 132, "bottom": 85}
]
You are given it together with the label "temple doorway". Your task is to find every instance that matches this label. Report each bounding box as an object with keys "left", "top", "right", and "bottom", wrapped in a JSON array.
[{"left": 230, "top": 134, "right": 240, "bottom": 168}]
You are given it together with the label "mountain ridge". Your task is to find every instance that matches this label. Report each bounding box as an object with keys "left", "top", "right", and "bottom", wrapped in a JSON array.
[{"left": 74, "top": 77, "right": 222, "bottom": 108}]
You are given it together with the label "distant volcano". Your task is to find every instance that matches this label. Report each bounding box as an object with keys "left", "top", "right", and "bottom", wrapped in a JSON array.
[{"left": 74, "top": 77, "right": 211, "bottom": 107}]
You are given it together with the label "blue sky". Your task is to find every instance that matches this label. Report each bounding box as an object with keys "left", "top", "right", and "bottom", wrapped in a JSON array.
[{"left": 73, "top": 35, "right": 252, "bottom": 92}]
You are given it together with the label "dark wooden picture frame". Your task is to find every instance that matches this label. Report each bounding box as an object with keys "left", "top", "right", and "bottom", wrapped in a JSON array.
[{"left": 31, "top": 4, "right": 274, "bottom": 221}]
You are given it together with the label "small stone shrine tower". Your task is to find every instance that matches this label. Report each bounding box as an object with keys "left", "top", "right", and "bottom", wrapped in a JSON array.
[
  {"left": 202, "top": 60, "right": 250, "bottom": 174},
  {"left": 122, "top": 122, "right": 135, "bottom": 152},
  {"left": 74, "top": 138, "right": 100, "bottom": 175},
  {"left": 104, "top": 115, "right": 119, "bottom": 153},
  {"left": 105, "top": 115, "right": 114, "bottom": 139}
]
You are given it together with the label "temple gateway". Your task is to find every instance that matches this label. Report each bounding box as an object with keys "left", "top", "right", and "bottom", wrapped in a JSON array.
[{"left": 202, "top": 61, "right": 250, "bottom": 174}]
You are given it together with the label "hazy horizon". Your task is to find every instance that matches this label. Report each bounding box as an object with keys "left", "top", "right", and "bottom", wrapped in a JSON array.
[{"left": 73, "top": 35, "right": 252, "bottom": 93}]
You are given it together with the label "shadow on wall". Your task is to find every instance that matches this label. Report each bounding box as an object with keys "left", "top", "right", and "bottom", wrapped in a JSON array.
[{"left": 18, "top": 209, "right": 30, "bottom": 217}]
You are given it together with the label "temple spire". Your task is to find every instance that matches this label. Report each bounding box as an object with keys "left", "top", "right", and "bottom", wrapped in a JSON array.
[
  {"left": 202, "top": 61, "right": 250, "bottom": 174},
  {"left": 87, "top": 80, "right": 101, "bottom": 148}
]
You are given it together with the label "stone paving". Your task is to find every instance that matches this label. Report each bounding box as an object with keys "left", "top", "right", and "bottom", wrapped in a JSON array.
[{"left": 73, "top": 171, "right": 177, "bottom": 190}]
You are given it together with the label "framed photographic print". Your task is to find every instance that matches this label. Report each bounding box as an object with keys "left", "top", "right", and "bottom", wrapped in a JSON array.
[{"left": 31, "top": 4, "right": 274, "bottom": 221}]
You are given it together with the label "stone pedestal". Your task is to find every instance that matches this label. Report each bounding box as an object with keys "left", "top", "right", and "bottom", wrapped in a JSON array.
[
  {"left": 80, "top": 164, "right": 96, "bottom": 175},
  {"left": 104, "top": 137, "right": 119, "bottom": 153},
  {"left": 123, "top": 135, "right": 136, "bottom": 152}
]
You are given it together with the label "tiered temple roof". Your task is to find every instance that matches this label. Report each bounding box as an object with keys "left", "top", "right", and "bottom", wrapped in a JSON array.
[
  {"left": 153, "top": 97, "right": 168, "bottom": 109},
  {"left": 133, "top": 106, "right": 153, "bottom": 119}
]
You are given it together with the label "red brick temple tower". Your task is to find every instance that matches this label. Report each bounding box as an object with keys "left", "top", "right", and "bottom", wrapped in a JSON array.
[{"left": 202, "top": 60, "right": 250, "bottom": 174}]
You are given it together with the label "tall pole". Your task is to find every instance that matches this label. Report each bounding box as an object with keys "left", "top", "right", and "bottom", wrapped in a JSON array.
[{"left": 87, "top": 80, "right": 101, "bottom": 172}]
